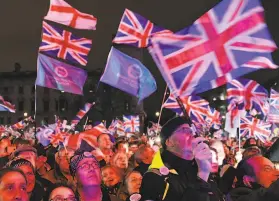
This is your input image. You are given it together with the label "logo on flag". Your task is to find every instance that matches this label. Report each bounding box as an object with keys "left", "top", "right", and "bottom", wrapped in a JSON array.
[
  {"left": 36, "top": 53, "right": 87, "bottom": 95},
  {"left": 100, "top": 47, "right": 157, "bottom": 101}
]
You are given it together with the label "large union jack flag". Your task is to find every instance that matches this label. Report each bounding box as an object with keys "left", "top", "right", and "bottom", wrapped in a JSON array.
[
  {"left": 71, "top": 102, "right": 94, "bottom": 126},
  {"left": 39, "top": 21, "right": 92, "bottom": 66},
  {"left": 240, "top": 115, "right": 271, "bottom": 142},
  {"left": 227, "top": 78, "right": 268, "bottom": 119},
  {"left": 267, "top": 89, "right": 279, "bottom": 123},
  {"left": 149, "top": 0, "right": 278, "bottom": 97},
  {"left": 163, "top": 94, "right": 209, "bottom": 123},
  {"left": 123, "top": 115, "right": 140, "bottom": 133},
  {"left": 113, "top": 9, "right": 172, "bottom": 48}
]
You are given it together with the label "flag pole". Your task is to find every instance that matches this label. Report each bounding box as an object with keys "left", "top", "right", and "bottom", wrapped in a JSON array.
[
  {"left": 156, "top": 86, "right": 168, "bottom": 134},
  {"left": 83, "top": 116, "right": 89, "bottom": 131},
  {"left": 34, "top": 85, "right": 37, "bottom": 134}
]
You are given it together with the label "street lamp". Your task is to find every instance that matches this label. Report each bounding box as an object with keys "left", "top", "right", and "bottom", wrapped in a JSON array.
[
  {"left": 155, "top": 112, "right": 160, "bottom": 117},
  {"left": 24, "top": 112, "right": 28, "bottom": 117}
]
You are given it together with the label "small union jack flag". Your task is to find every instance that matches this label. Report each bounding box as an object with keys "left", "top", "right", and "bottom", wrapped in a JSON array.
[
  {"left": 227, "top": 78, "right": 268, "bottom": 119},
  {"left": 0, "top": 96, "right": 15, "bottom": 113},
  {"left": 149, "top": 0, "right": 278, "bottom": 97},
  {"left": 205, "top": 106, "right": 221, "bottom": 129},
  {"left": 113, "top": 9, "right": 172, "bottom": 48},
  {"left": 49, "top": 132, "right": 69, "bottom": 147},
  {"left": 123, "top": 115, "right": 140, "bottom": 133},
  {"left": 93, "top": 122, "right": 110, "bottom": 134},
  {"left": 39, "top": 21, "right": 92, "bottom": 66},
  {"left": 163, "top": 94, "right": 209, "bottom": 123},
  {"left": 71, "top": 103, "right": 94, "bottom": 126},
  {"left": 267, "top": 89, "right": 279, "bottom": 123},
  {"left": 240, "top": 115, "right": 271, "bottom": 142},
  {"left": 12, "top": 116, "right": 33, "bottom": 130}
]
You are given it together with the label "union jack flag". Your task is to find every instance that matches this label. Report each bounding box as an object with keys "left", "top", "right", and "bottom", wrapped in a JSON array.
[
  {"left": 123, "top": 115, "right": 140, "bottom": 133},
  {"left": 163, "top": 94, "right": 209, "bottom": 123},
  {"left": 93, "top": 122, "right": 110, "bottom": 134},
  {"left": 71, "top": 102, "right": 94, "bottom": 126},
  {"left": 149, "top": 0, "right": 278, "bottom": 97},
  {"left": 49, "top": 132, "right": 69, "bottom": 147},
  {"left": 205, "top": 106, "right": 221, "bottom": 129},
  {"left": 0, "top": 96, "right": 15, "bottom": 113},
  {"left": 12, "top": 116, "right": 33, "bottom": 130},
  {"left": 113, "top": 9, "right": 172, "bottom": 48},
  {"left": 240, "top": 115, "right": 271, "bottom": 142},
  {"left": 39, "top": 21, "right": 92, "bottom": 66},
  {"left": 267, "top": 89, "right": 279, "bottom": 123},
  {"left": 149, "top": 122, "right": 162, "bottom": 133},
  {"left": 227, "top": 78, "right": 268, "bottom": 119}
]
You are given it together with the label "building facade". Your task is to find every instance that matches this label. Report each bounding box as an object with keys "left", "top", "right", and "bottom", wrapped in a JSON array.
[{"left": 0, "top": 46, "right": 146, "bottom": 128}]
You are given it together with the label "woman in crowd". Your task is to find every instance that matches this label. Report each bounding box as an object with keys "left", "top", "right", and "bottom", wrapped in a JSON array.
[
  {"left": 101, "top": 165, "right": 125, "bottom": 201},
  {"left": 8, "top": 158, "right": 45, "bottom": 201},
  {"left": 70, "top": 150, "right": 111, "bottom": 201},
  {"left": 0, "top": 167, "right": 29, "bottom": 201},
  {"left": 45, "top": 183, "right": 78, "bottom": 201}
]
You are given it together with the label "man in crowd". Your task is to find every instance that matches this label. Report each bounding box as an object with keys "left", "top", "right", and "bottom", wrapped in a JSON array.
[
  {"left": 136, "top": 116, "right": 222, "bottom": 201},
  {"left": 229, "top": 155, "right": 279, "bottom": 201}
]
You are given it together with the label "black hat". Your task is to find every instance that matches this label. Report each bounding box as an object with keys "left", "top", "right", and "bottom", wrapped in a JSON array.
[{"left": 160, "top": 116, "right": 190, "bottom": 143}]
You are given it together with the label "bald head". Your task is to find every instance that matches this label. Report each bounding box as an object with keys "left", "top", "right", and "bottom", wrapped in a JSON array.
[{"left": 246, "top": 155, "right": 279, "bottom": 188}]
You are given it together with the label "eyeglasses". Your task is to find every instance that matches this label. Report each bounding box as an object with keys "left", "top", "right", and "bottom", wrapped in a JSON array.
[
  {"left": 49, "top": 196, "right": 77, "bottom": 201},
  {"left": 77, "top": 161, "right": 100, "bottom": 171}
]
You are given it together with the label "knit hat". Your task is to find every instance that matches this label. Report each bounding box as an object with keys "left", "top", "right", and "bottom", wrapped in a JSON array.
[
  {"left": 8, "top": 158, "right": 35, "bottom": 173},
  {"left": 160, "top": 116, "right": 191, "bottom": 142},
  {"left": 69, "top": 150, "right": 99, "bottom": 177}
]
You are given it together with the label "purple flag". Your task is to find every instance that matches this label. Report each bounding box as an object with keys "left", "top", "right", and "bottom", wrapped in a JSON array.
[{"left": 36, "top": 53, "right": 87, "bottom": 95}]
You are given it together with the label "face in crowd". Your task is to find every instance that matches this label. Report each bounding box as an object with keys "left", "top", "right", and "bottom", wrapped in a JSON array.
[
  {"left": 56, "top": 147, "right": 75, "bottom": 174},
  {"left": 17, "top": 164, "right": 36, "bottom": 194},
  {"left": 247, "top": 156, "right": 279, "bottom": 188},
  {"left": 125, "top": 171, "right": 142, "bottom": 195},
  {"left": 0, "top": 138, "right": 12, "bottom": 157},
  {"left": 0, "top": 169, "right": 29, "bottom": 201},
  {"left": 112, "top": 152, "right": 128, "bottom": 169},
  {"left": 101, "top": 166, "right": 121, "bottom": 187},
  {"left": 17, "top": 151, "right": 37, "bottom": 169},
  {"left": 210, "top": 149, "right": 219, "bottom": 173},
  {"left": 75, "top": 157, "right": 102, "bottom": 187},
  {"left": 166, "top": 124, "right": 195, "bottom": 160},
  {"left": 97, "top": 134, "right": 113, "bottom": 150},
  {"left": 210, "top": 140, "right": 225, "bottom": 166},
  {"left": 48, "top": 186, "right": 77, "bottom": 201}
]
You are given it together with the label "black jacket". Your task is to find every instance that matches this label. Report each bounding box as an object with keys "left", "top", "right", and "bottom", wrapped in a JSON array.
[
  {"left": 139, "top": 150, "right": 224, "bottom": 201},
  {"left": 228, "top": 179, "right": 279, "bottom": 201}
]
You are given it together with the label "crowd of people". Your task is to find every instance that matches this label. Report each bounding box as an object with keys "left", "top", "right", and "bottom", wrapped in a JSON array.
[{"left": 1, "top": 116, "right": 279, "bottom": 201}]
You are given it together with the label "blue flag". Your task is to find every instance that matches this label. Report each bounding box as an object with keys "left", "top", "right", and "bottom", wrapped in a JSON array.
[
  {"left": 36, "top": 53, "right": 87, "bottom": 95},
  {"left": 100, "top": 47, "right": 157, "bottom": 101}
]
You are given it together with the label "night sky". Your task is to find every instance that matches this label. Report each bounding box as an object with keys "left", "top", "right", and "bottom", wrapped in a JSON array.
[{"left": 1, "top": 0, "right": 279, "bottom": 117}]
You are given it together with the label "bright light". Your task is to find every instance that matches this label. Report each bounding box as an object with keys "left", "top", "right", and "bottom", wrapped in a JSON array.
[
  {"left": 213, "top": 97, "right": 217, "bottom": 101},
  {"left": 220, "top": 94, "right": 225, "bottom": 100},
  {"left": 155, "top": 112, "right": 160, "bottom": 117},
  {"left": 155, "top": 136, "right": 161, "bottom": 143},
  {"left": 61, "top": 91, "right": 64, "bottom": 93},
  {"left": 89, "top": 90, "right": 93, "bottom": 93},
  {"left": 23, "top": 112, "right": 28, "bottom": 117},
  {"left": 222, "top": 115, "right": 225, "bottom": 119}
]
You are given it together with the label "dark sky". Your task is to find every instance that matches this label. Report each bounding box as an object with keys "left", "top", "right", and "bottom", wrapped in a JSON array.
[{"left": 1, "top": 0, "right": 279, "bottom": 116}]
